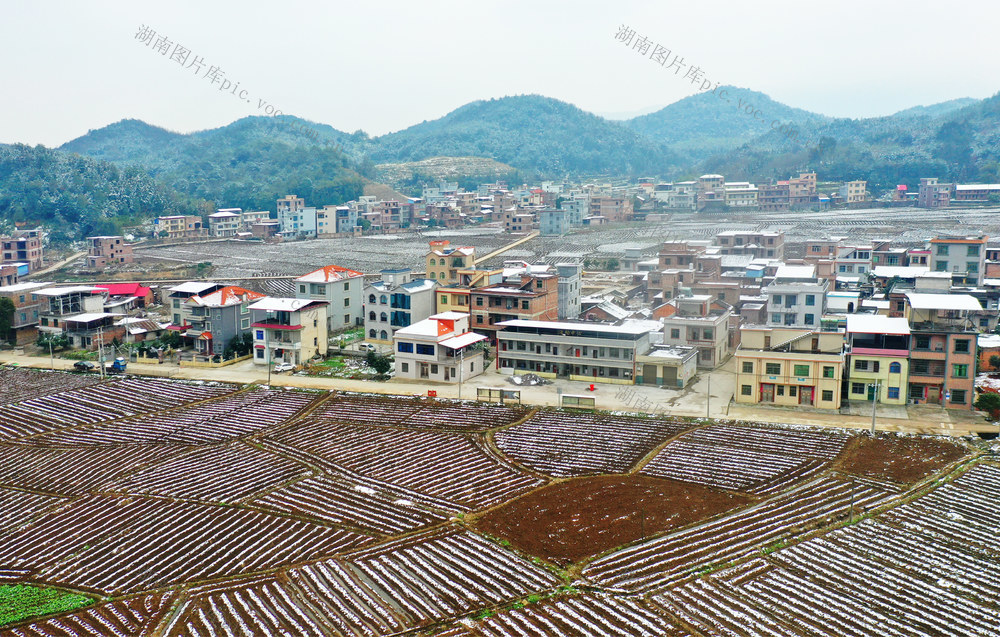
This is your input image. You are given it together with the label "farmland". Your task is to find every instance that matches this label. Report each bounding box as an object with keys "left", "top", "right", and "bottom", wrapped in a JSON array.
[{"left": 0, "top": 367, "right": 996, "bottom": 635}]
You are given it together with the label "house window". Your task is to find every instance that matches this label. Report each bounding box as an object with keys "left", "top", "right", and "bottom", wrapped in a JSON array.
[
  {"left": 887, "top": 387, "right": 900, "bottom": 399},
  {"left": 936, "top": 245, "right": 949, "bottom": 256},
  {"left": 914, "top": 335, "right": 930, "bottom": 350},
  {"left": 804, "top": 314, "right": 814, "bottom": 325},
  {"left": 369, "top": 329, "right": 376, "bottom": 338},
  {"left": 521, "top": 300, "right": 529, "bottom": 310},
  {"left": 476, "top": 297, "right": 484, "bottom": 306},
  {"left": 369, "top": 294, "right": 376, "bottom": 303},
  {"left": 954, "top": 339, "right": 970, "bottom": 353},
  {"left": 255, "top": 330, "right": 264, "bottom": 340},
  {"left": 670, "top": 329, "right": 680, "bottom": 339},
  {"left": 741, "top": 384, "right": 752, "bottom": 396},
  {"left": 793, "top": 364, "right": 809, "bottom": 376},
  {"left": 241, "top": 318, "right": 250, "bottom": 329},
  {"left": 789, "top": 386, "right": 797, "bottom": 397},
  {"left": 953, "top": 364, "right": 968, "bottom": 378},
  {"left": 772, "top": 295, "right": 782, "bottom": 304},
  {"left": 777, "top": 385, "right": 785, "bottom": 396},
  {"left": 742, "top": 361, "right": 753, "bottom": 373},
  {"left": 805, "top": 295, "right": 815, "bottom": 306},
  {"left": 703, "top": 329, "right": 713, "bottom": 340},
  {"left": 851, "top": 382, "right": 865, "bottom": 394},
  {"left": 397, "top": 342, "right": 414, "bottom": 353},
  {"left": 401, "top": 362, "right": 408, "bottom": 372},
  {"left": 822, "top": 366, "right": 835, "bottom": 378},
  {"left": 416, "top": 344, "right": 435, "bottom": 356},
  {"left": 299, "top": 285, "right": 307, "bottom": 293},
  {"left": 951, "top": 389, "right": 967, "bottom": 404},
  {"left": 344, "top": 314, "right": 350, "bottom": 324},
  {"left": 889, "top": 362, "right": 901, "bottom": 373},
  {"left": 765, "top": 362, "right": 781, "bottom": 375},
  {"left": 822, "top": 390, "right": 834, "bottom": 402},
  {"left": 430, "top": 364, "right": 439, "bottom": 374},
  {"left": 441, "top": 295, "right": 448, "bottom": 305}
]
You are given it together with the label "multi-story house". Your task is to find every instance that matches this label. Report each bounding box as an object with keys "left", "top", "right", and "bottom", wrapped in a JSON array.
[
  {"left": 86, "top": 236, "right": 134, "bottom": 269},
  {"left": 155, "top": 215, "right": 205, "bottom": 239},
  {"left": 764, "top": 265, "right": 829, "bottom": 328},
  {"left": 208, "top": 210, "right": 242, "bottom": 237},
  {"left": 917, "top": 178, "right": 953, "bottom": 209},
  {"left": 659, "top": 294, "right": 733, "bottom": 368},
  {"left": 435, "top": 267, "right": 503, "bottom": 315},
  {"left": 470, "top": 273, "right": 559, "bottom": 342},
  {"left": 723, "top": 183, "right": 759, "bottom": 209},
  {"left": 393, "top": 311, "right": 486, "bottom": 382},
  {"left": 0, "top": 281, "right": 48, "bottom": 344},
  {"left": 249, "top": 297, "right": 329, "bottom": 367},
  {"left": 1, "top": 228, "right": 44, "bottom": 271},
  {"left": 715, "top": 231, "right": 785, "bottom": 260},
  {"left": 166, "top": 282, "right": 226, "bottom": 327},
  {"left": 35, "top": 286, "right": 122, "bottom": 349},
  {"left": 294, "top": 265, "right": 365, "bottom": 332},
  {"left": 929, "top": 235, "right": 987, "bottom": 286},
  {"left": 589, "top": 196, "right": 633, "bottom": 222},
  {"left": 496, "top": 319, "right": 655, "bottom": 384},
  {"left": 903, "top": 292, "right": 981, "bottom": 409},
  {"left": 426, "top": 241, "right": 475, "bottom": 285},
  {"left": 758, "top": 182, "right": 790, "bottom": 211},
  {"left": 184, "top": 286, "right": 265, "bottom": 355},
  {"left": 278, "top": 205, "right": 317, "bottom": 238},
  {"left": 0, "top": 264, "right": 18, "bottom": 287},
  {"left": 556, "top": 263, "right": 582, "bottom": 320},
  {"left": 788, "top": 172, "right": 818, "bottom": 207},
  {"left": 735, "top": 325, "right": 845, "bottom": 410},
  {"left": 364, "top": 269, "right": 438, "bottom": 344},
  {"left": 953, "top": 183, "right": 1000, "bottom": 203},
  {"left": 839, "top": 180, "right": 868, "bottom": 204},
  {"left": 276, "top": 194, "right": 305, "bottom": 216},
  {"left": 845, "top": 315, "right": 910, "bottom": 405},
  {"left": 834, "top": 244, "right": 873, "bottom": 276}
]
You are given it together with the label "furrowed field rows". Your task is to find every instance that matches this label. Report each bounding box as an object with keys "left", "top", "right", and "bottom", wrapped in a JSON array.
[
  {"left": 251, "top": 474, "right": 447, "bottom": 535},
  {"left": 315, "top": 394, "right": 530, "bottom": 432},
  {"left": 0, "top": 378, "right": 235, "bottom": 441},
  {"left": 0, "top": 592, "right": 176, "bottom": 637},
  {"left": 104, "top": 442, "right": 309, "bottom": 503},
  {"left": 0, "top": 444, "right": 192, "bottom": 495},
  {"left": 494, "top": 411, "right": 691, "bottom": 476},
  {"left": 268, "top": 421, "right": 544, "bottom": 509},
  {"left": 583, "top": 477, "right": 896, "bottom": 592},
  {"left": 22, "top": 388, "right": 318, "bottom": 446},
  {"left": 440, "top": 594, "right": 690, "bottom": 637},
  {"left": 0, "top": 488, "right": 68, "bottom": 533},
  {"left": 162, "top": 527, "right": 561, "bottom": 636},
  {"left": 641, "top": 424, "right": 848, "bottom": 495},
  {"left": 0, "top": 368, "right": 100, "bottom": 405},
  {"left": 0, "top": 496, "right": 372, "bottom": 595}
]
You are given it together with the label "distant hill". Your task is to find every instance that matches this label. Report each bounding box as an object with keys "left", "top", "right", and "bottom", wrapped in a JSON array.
[
  {"left": 697, "top": 92, "right": 1000, "bottom": 190},
  {"left": 890, "top": 97, "right": 979, "bottom": 119},
  {"left": 60, "top": 116, "right": 367, "bottom": 212},
  {"left": 0, "top": 143, "right": 191, "bottom": 240},
  {"left": 370, "top": 95, "right": 679, "bottom": 177},
  {"left": 625, "top": 86, "right": 829, "bottom": 161}
]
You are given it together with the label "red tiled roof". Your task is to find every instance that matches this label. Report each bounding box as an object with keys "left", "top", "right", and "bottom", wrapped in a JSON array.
[
  {"left": 188, "top": 286, "right": 265, "bottom": 308},
  {"left": 296, "top": 264, "right": 365, "bottom": 283},
  {"left": 95, "top": 283, "right": 151, "bottom": 297}
]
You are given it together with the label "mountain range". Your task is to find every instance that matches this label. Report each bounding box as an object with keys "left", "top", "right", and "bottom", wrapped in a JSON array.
[{"left": 2, "top": 87, "right": 997, "bottom": 241}]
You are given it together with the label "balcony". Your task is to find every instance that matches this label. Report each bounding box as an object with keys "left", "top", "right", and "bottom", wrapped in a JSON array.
[{"left": 252, "top": 319, "right": 302, "bottom": 330}]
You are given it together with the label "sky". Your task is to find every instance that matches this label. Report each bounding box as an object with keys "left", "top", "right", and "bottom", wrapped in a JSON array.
[{"left": 2, "top": 0, "right": 998, "bottom": 147}]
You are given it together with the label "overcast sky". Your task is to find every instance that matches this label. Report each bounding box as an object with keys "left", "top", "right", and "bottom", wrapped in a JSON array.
[{"left": 3, "top": 0, "right": 998, "bottom": 147}]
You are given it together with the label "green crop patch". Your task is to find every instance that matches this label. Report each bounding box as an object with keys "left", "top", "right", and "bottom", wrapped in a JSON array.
[{"left": 0, "top": 584, "right": 92, "bottom": 627}]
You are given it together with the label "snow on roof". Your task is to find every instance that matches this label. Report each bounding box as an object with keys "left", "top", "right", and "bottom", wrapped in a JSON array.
[
  {"left": 62, "top": 312, "right": 123, "bottom": 323},
  {"left": 209, "top": 211, "right": 241, "bottom": 218},
  {"left": 295, "top": 265, "right": 364, "bottom": 283},
  {"left": 905, "top": 292, "right": 982, "bottom": 311},
  {"left": 498, "top": 319, "right": 655, "bottom": 335},
  {"left": 979, "top": 334, "right": 1000, "bottom": 348},
  {"left": 189, "top": 286, "right": 265, "bottom": 308},
  {"left": 440, "top": 332, "right": 487, "bottom": 349},
  {"left": 847, "top": 315, "right": 910, "bottom": 335},
  {"left": 773, "top": 265, "right": 816, "bottom": 279},
  {"left": 248, "top": 297, "right": 328, "bottom": 312},
  {"left": 432, "top": 311, "right": 469, "bottom": 320},
  {"left": 34, "top": 286, "right": 104, "bottom": 296},
  {"left": 871, "top": 266, "right": 930, "bottom": 278},
  {"left": 168, "top": 282, "right": 220, "bottom": 294},
  {"left": 0, "top": 281, "right": 51, "bottom": 292}
]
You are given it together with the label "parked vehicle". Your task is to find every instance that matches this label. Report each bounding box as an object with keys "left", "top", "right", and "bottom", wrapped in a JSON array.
[
  {"left": 73, "top": 361, "right": 95, "bottom": 372},
  {"left": 362, "top": 343, "right": 377, "bottom": 352},
  {"left": 273, "top": 362, "right": 295, "bottom": 373},
  {"left": 104, "top": 357, "right": 128, "bottom": 374}
]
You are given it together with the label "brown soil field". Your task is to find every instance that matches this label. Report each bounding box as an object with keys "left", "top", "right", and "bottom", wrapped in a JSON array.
[
  {"left": 833, "top": 435, "right": 968, "bottom": 484},
  {"left": 472, "top": 475, "right": 750, "bottom": 566}
]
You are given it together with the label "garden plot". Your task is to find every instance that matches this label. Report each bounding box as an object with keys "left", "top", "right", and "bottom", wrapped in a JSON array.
[
  {"left": 494, "top": 411, "right": 690, "bottom": 477},
  {"left": 444, "top": 594, "right": 689, "bottom": 637},
  {"left": 0, "top": 489, "right": 68, "bottom": 534},
  {"left": 0, "top": 378, "right": 235, "bottom": 442},
  {"left": 314, "top": 394, "right": 530, "bottom": 432},
  {"left": 0, "top": 592, "right": 175, "bottom": 637},
  {"left": 24, "top": 387, "right": 318, "bottom": 446},
  {"left": 640, "top": 423, "right": 849, "bottom": 495},
  {"left": 250, "top": 473, "right": 447, "bottom": 535},
  {"left": 0, "top": 496, "right": 371, "bottom": 595},
  {"left": 583, "top": 476, "right": 896, "bottom": 592},
  {"left": 268, "top": 420, "right": 544, "bottom": 509},
  {"left": 0, "top": 367, "right": 100, "bottom": 406},
  {"left": 0, "top": 444, "right": 192, "bottom": 495},
  {"left": 832, "top": 434, "right": 969, "bottom": 484},
  {"left": 104, "top": 442, "right": 309, "bottom": 503}
]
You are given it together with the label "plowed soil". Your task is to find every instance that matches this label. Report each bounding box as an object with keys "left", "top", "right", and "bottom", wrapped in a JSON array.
[{"left": 833, "top": 435, "right": 968, "bottom": 484}]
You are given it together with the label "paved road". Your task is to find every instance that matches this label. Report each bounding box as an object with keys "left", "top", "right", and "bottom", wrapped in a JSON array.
[{"left": 1, "top": 351, "right": 991, "bottom": 437}]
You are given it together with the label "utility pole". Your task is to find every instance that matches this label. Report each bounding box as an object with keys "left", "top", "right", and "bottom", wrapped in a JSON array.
[
  {"left": 706, "top": 373, "right": 711, "bottom": 419},
  {"left": 870, "top": 380, "right": 878, "bottom": 433},
  {"left": 849, "top": 476, "right": 855, "bottom": 523},
  {"left": 48, "top": 339, "right": 53, "bottom": 370},
  {"left": 458, "top": 346, "right": 464, "bottom": 401},
  {"left": 98, "top": 326, "right": 105, "bottom": 379}
]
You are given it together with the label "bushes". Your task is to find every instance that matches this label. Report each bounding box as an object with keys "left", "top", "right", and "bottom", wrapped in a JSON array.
[{"left": 0, "top": 584, "right": 91, "bottom": 627}]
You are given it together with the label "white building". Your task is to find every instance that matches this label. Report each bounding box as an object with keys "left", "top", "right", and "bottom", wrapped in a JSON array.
[
  {"left": 555, "top": 263, "right": 583, "bottom": 320},
  {"left": 364, "top": 269, "right": 438, "bottom": 344},
  {"left": 249, "top": 297, "right": 329, "bottom": 367},
  {"left": 393, "top": 311, "right": 486, "bottom": 382},
  {"left": 278, "top": 205, "right": 318, "bottom": 238},
  {"left": 294, "top": 265, "right": 365, "bottom": 332},
  {"left": 208, "top": 210, "right": 242, "bottom": 237},
  {"left": 764, "top": 264, "right": 829, "bottom": 328}
]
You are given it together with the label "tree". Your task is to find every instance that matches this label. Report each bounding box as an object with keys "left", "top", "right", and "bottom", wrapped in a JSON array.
[
  {"left": 371, "top": 354, "right": 392, "bottom": 377},
  {"left": 36, "top": 332, "right": 70, "bottom": 351},
  {"left": 365, "top": 349, "right": 377, "bottom": 369},
  {"left": 0, "top": 297, "right": 13, "bottom": 344},
  {"left": 974, "top": 391, "right": 1000, "bottom": 420},
  {"left": 990, "top": 354, "right": 1000, "bottom": 371}
]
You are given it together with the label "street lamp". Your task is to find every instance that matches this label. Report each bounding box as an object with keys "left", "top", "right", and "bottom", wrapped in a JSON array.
[{"left": 869, "top": 380, "right": 879, "bottom": 433}]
